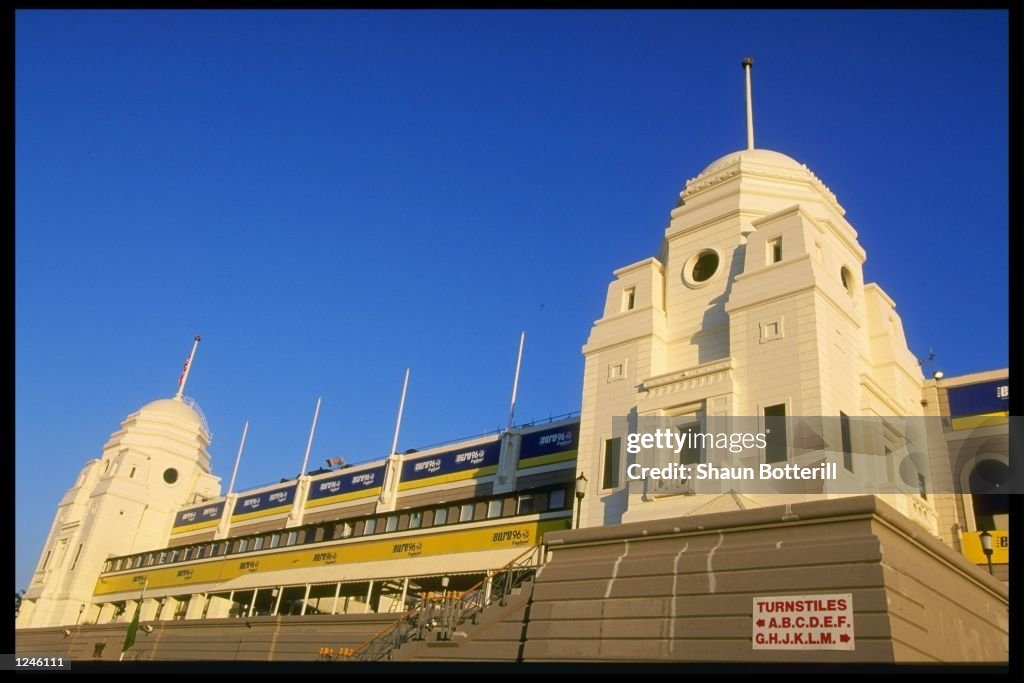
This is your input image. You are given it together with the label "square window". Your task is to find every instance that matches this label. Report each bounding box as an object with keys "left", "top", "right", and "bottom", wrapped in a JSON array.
[
  {"left": 459, "top": 503, "right": 474, "bottom": 522},
  {"left": 364, "top": 518, "right": 377, "bottom": 535},
  {"left": 434, "top": 508, "right": 448, "bottom": 525},
  {"left": 548, "top": 489, "right": 566, "bottom": 510},
  {"left": 385, "top": 516, "right": 398, "bottom": 533},
  {"left": 487, "top": 499, "right": 502, "bottom": 519},
  {"left": 409, "top": 512, "right": 422, "bottom": 529}
]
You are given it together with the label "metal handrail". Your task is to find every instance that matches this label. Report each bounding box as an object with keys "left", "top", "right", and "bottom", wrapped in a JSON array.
[{"left": 339, "top": 544, "right": 543, "bottom": 661}]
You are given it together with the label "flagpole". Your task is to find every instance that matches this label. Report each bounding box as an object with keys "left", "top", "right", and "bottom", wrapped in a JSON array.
[
  {"left": 120, "top": 578, "right": 149, "bottom": 661},
  {"left": 390, "top": 369, "right": 410, "bottom": 456},
  {"left": 175, "top": 335, "right": 201, "bottom": 400},
  {"left": 299, "top": 397, "right": 322, "bottom": 478},
  {"left": 506, "top": 332, "right": 526, "bottom": 432},
  {"left": 227, "top": 421, "right": 249, "bottom": 496}
]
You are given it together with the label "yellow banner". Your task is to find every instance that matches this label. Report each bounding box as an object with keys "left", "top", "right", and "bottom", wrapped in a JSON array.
[
  {"left": 517, "top": 449, "right": 578, "bottom": 470},
  {"left": 960, "top": 530, "right": 1008, "bottom": 565},
  {"left": 304, "top": 487, "right": 382, "bottom": 509},
  {"left": 951, "top": 412, "right": 1009, "bottom": 431},
  {"left": 396, "top": 465, "right": 499, "bottom": 491},
  {"left": 170, "top": 519, "right": 221, "bottom": 535},
  {"left": 95, "top": 517, "right": 570, "bottom": 596}
]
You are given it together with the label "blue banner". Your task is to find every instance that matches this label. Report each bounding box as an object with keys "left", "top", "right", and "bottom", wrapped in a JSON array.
[
  {"left": 172, "top": 501, "right": 225, "bottom": 528},
  {"left": 400, "top": 439, "right": 501, "bottom": 484},
  {"left": 307, "top": 466, "right": 386, "bottom": 500},
  {"left": 232, "top": 485, "right": 297, "bottom": 517},
  {"left": 519, "top": 422, "right": 580, "bottom": 462},
  {"left": 948, "top": 380, "right": 1009, "bottom": 417}
]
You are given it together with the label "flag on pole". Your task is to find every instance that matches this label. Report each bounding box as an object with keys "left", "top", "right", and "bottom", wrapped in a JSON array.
[
  {"left": 121, "top": 579, "right": 148, "bottom": 656},
  {"left": 177, "top": 357, "right": 190, "bottom": 387}
]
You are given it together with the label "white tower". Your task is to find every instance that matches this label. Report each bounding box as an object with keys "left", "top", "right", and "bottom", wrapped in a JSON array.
[
  {"left": 18, "top": 339, "right": 222, "bottom": 628},
  {"left": 576, "top": 60, "right": 930, "bottom": 531}
]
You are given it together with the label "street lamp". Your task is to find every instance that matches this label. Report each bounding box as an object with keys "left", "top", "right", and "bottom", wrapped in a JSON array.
[
  {"left": 76, "top": 604, "right": 85, "bottom": 624},
  {"left": 979, "top": 530, "right": 994, "bottom": 576},
  {"left": 575, "top": 472, "right": 588, "bottom": 529}
]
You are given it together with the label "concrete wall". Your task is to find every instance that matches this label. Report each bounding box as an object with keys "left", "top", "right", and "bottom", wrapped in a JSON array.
[
  {"left": 15, "top": 613, "right": 399, "bottom": 662},
  {"left": 402, "top": 495, "right": 1006, "bottom": 663}
]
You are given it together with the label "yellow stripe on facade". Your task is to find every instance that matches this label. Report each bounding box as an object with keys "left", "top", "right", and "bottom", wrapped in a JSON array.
[
  {"left": 94, "top": 517, "right": 570, "bottom": 596},
  {"left": 304, "top": 487, "right": 382, "bottom": 509},
  {"left": 397, "top": 465, "right": 499, "bottom": 491},
  {"left": 951, "top": 412, "right": 1009, "bottom": 431},
  {"left": 517, "top": 449, "right": 578, "bottom": 469},
  {"left": 230, "top": 506, "right": 292, "bottom": 523},
  {"left": 170, "top": 519, "right": 222, "bottom": 535}
]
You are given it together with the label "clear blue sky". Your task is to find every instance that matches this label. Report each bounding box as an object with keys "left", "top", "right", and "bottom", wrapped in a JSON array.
[{"left": 15, "top": 10, "right": 1009, "bottom": 590}]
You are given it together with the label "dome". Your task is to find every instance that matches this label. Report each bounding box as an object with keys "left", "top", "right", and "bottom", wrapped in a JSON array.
[
  {"left": 699, "top": 148, "right": 805, "bottom": 176},
  {"left": 138, "top": 397, "right": 211, "bottom": 439}
]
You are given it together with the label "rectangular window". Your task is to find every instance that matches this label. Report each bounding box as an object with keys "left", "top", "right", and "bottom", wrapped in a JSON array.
[
  {"left": 516, "top": 495, "right": 534, "bottom": 515},
  {"left": 385, "top": 515, "right": 398, "bottom": 533},
  {"left": 764, "top": 404, "right": 788, "bottom": 464},
  {"left": 183, "top": 548, "right": 193, "bottom": 561},
  {"left": 269, "top": 534, "right": 280, "bottom": 549},
  {"left": 459, "top": 503, "right": 474, "bottom": 523},
  {"left": 676, "top": 419, "right": 703, "bottom": 466},
  {"left": 158, "top": 551, "right": 167, "bottom": 564},
  {"left": 409, "top": 511, "right": 422, "bottom": 529},
  {"left": 194, "top": 546, "right": 205, "bottom": 559},
  {"left": 602, "top": 437, "right": 621, "bottom": 489},
  {"left": 768, "top": 237, "right": 783, "bottom": 264},
  {"left": 363, "top": 518, "right": 377, "bottom": 535},
  {"left": 548, "top": 489, "right": 566, "bottom": 510},
  {"left": 434, "top": 508, "right": 448, "bottom": 526},
  {"left": 918, "top": 473, "right": 927, "bottom": 500},
  {"left": 169, "top": 550, "right": 179, "bottom": 563},
  {"left": 623, "top": 287, "right": 636, "bottom": 311},
  {"left": 487, "top": 499, "right": 503, "bottom": 519},
  {"left": 840, "top": 412, "right": 853, "bottom": 472},
  {"left": 253, "top": 537, "right": 264, "bottom": 551},
  {"left": 129, "top": 466, "right": 137, "bottom": 478},
  {"left": 286, "top": 531, "right": 298, "bottom": 546},
  {"left": 340, "top": 523, "right": 352, "bottom": 539},
  {"left": 70, "top": 544, "right": 84, "bottom": 571},
  {"left": 42, "top": 550, "right": 53, "bottom": 571},
  {"left": 237, "top": 539, "right": 248, "bottom": 553}
]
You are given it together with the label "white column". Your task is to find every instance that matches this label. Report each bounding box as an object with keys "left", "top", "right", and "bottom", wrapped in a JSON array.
[
  {"left": 364, "top": 581, "right": 374, "bottom": 614},
  {"left": 300, "top": 584, "right": 311, "bottom": 616}
]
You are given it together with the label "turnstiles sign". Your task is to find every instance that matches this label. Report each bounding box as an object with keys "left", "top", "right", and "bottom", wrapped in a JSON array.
[{"left": 752, "top": 593, "right": 854, "bottom": 650}]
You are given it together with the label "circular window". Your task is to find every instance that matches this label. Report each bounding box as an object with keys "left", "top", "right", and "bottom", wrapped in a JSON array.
[
  {"left": 683, "top": 249, "right": 721, "bottom": 287},
  {"left": 840, "top": 266, "right": 854, "bottom": 294},
  {"left": 163, "top": 468, "right": 179, "bottom": 485}
]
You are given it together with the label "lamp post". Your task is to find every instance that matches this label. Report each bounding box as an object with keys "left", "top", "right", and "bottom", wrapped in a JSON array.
[
  {"left": 76, "top": 604, "right": 85, "bottom": 625},
  {"left": 575, "top": 472, "right": 587, "bottom": 529},
  {"left": 979, "top": 530, "right": 994, "bottom": 576}
]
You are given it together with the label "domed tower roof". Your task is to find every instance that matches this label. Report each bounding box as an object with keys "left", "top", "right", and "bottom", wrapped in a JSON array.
[
  {"left": 699, "top": 148, "right": 805, "bottom": 175},
  {"left": 138, "top": 397, "right": 212, "bottom": 440},
  {"left": 680, "top": 146, "right": 844, "bottom": 216}
]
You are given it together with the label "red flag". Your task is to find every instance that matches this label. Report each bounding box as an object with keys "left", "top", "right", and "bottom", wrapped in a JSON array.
[{"left": 178, "top": 358, "right": 190, "bottom": 387}]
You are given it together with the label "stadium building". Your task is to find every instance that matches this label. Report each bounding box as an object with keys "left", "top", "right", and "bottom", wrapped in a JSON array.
[{"left": 15, "top": 61, "right": 1009, "bottom": 663}]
